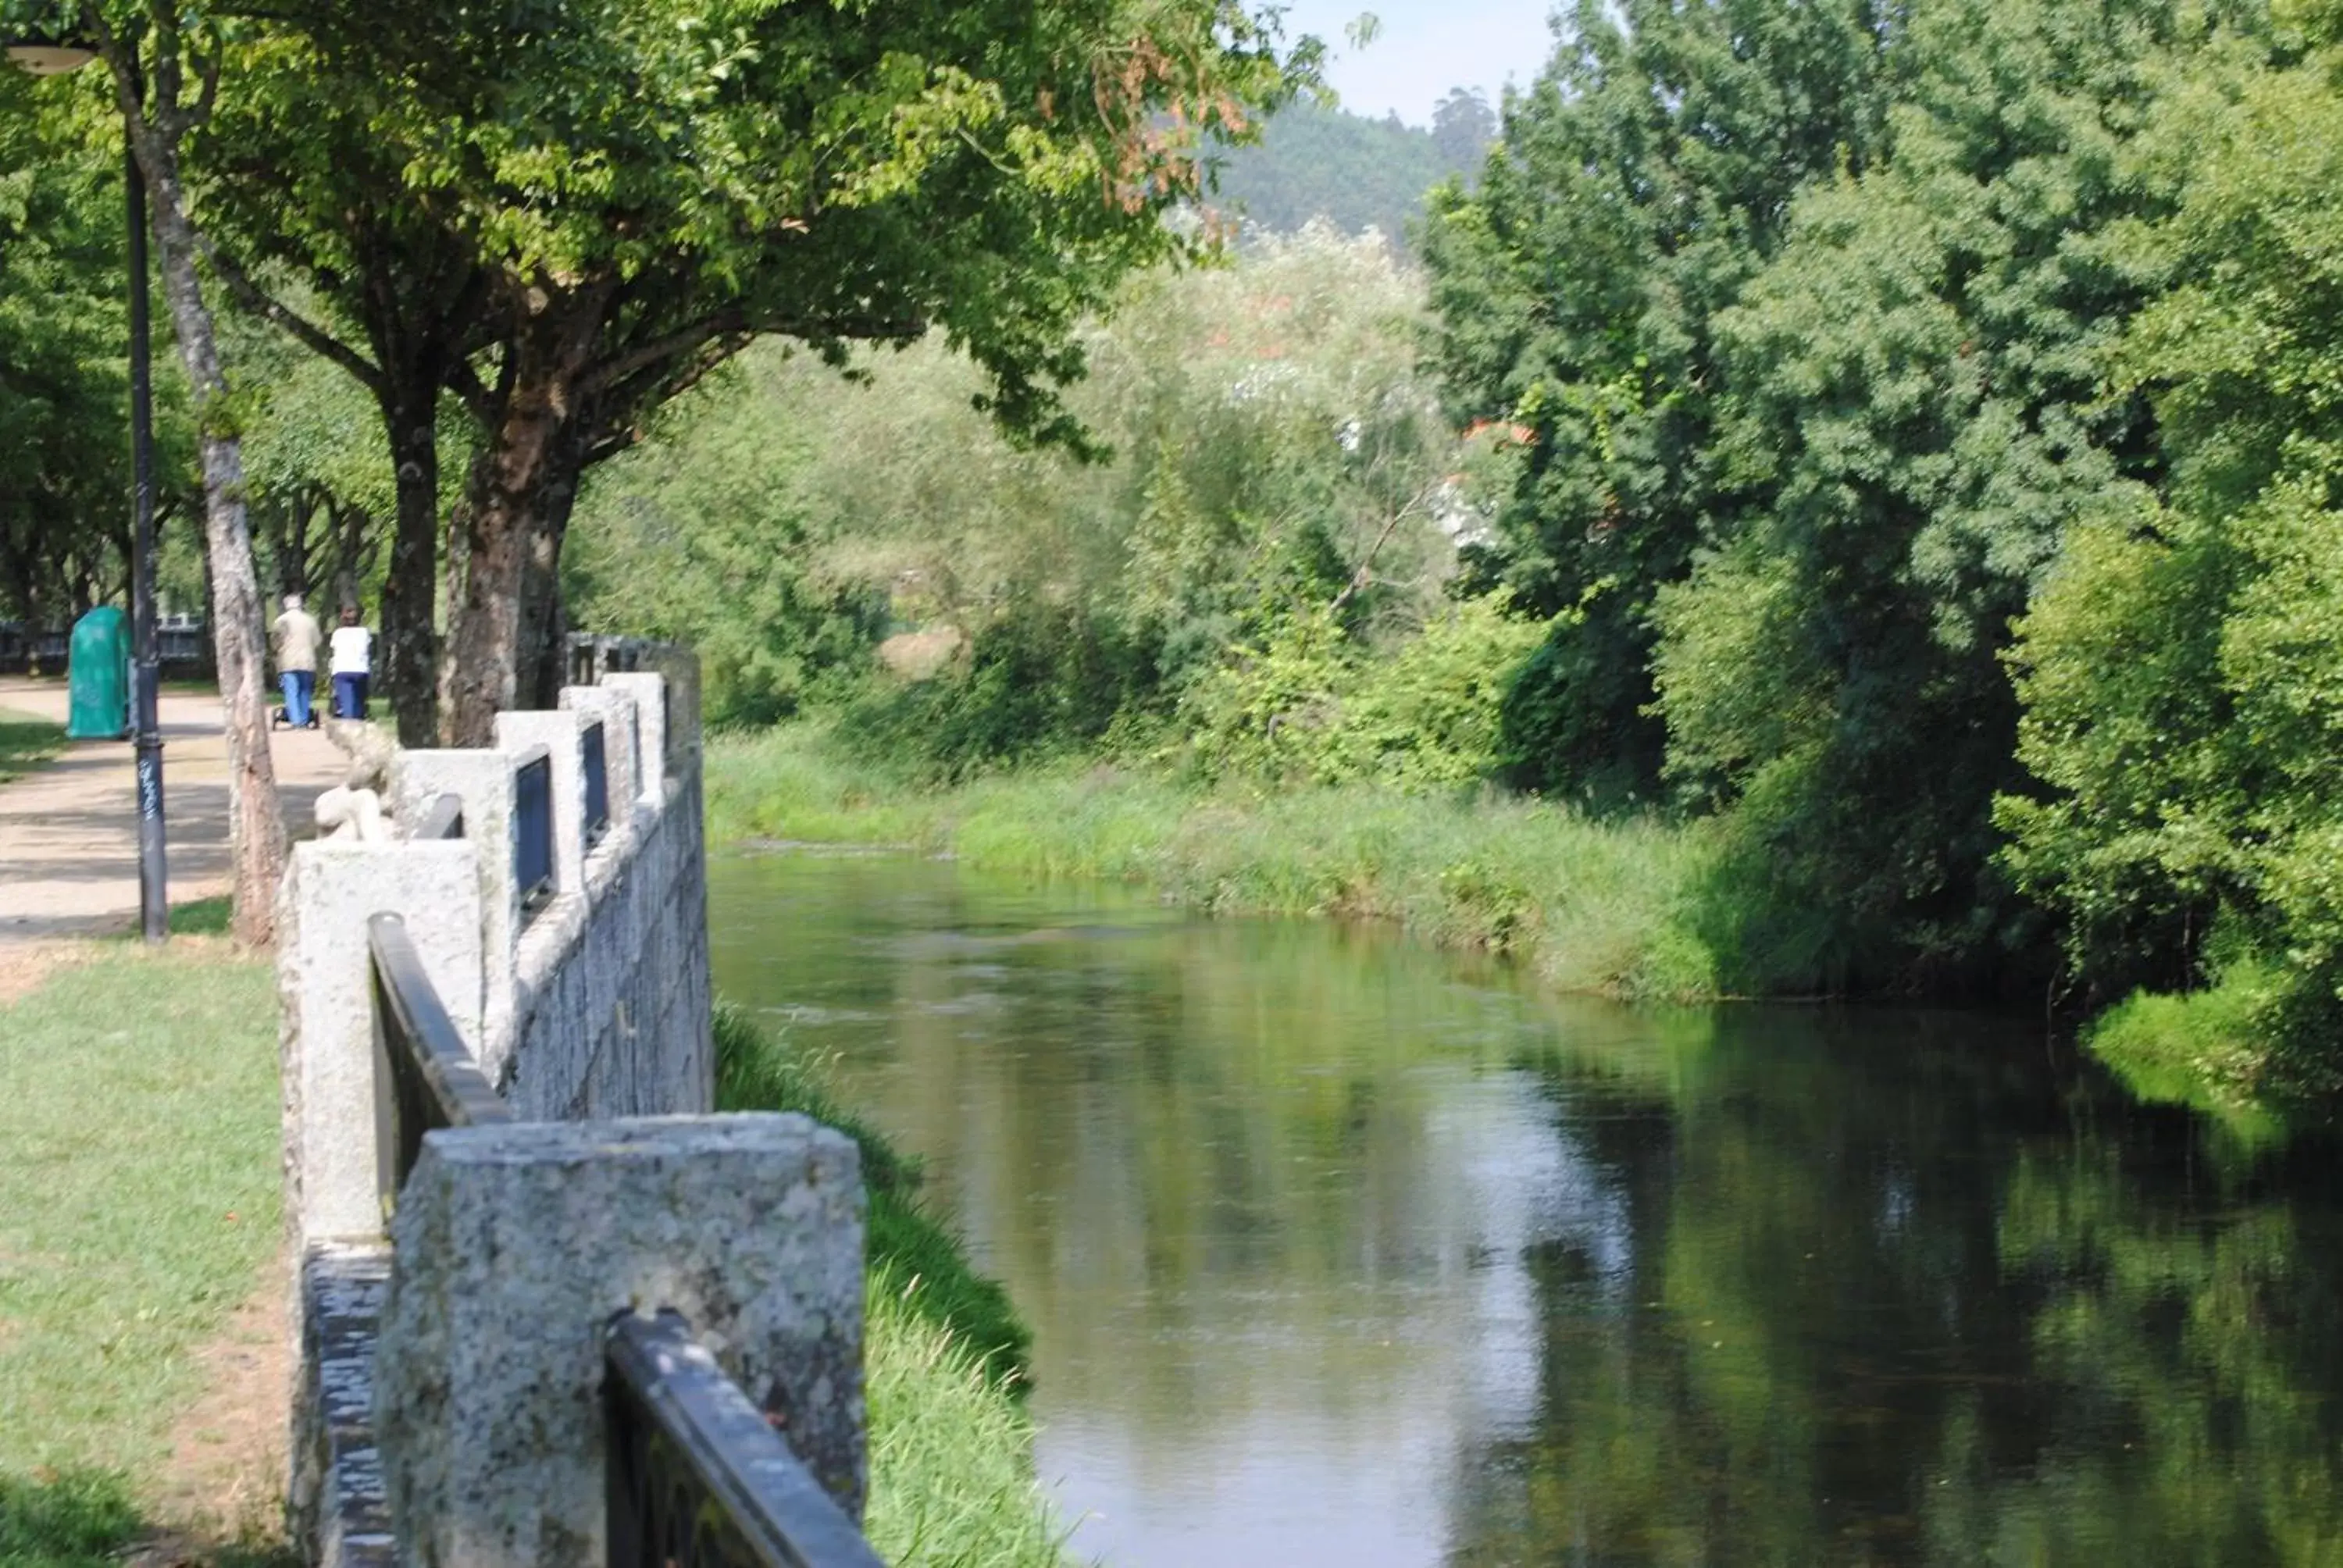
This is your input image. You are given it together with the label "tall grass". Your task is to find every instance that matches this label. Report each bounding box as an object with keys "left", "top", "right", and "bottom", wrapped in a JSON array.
[
  {"left": 861, "top": 1265, "right": 1076, "bottom": 1568},
  {"left": 709, "top": 720, "right": 1725, "bottom": 1000}
]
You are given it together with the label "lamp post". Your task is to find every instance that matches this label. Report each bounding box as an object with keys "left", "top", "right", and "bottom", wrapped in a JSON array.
[{"left": 7, "top": 34, "right": 169, "bottom": 943}]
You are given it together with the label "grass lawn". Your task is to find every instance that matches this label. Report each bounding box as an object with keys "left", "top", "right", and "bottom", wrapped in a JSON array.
[
  {"left": 0, "top": 707, "right": 64, "bottom": 787},
  {"left": 0, "top": 943, "right": 285, "bottom": 1566}
]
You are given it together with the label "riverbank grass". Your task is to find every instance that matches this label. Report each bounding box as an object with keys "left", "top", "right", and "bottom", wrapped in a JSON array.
[
  {"left": 0, "top": 940, "right": 287, "bottom": 1566},
  {"left": 0, "top": 705, "right": 65, "bottom": 786},
  {"left": 709, "top": 720, "right": 1723, "bottom": 1001},
  {"left": 714, "top": 1005, "right": 1070, "bottom": 1566}
]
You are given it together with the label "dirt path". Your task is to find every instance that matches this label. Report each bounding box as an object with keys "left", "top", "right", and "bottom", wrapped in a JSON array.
[
  {"left": 0, "top": 679, "right": 347, "bottom": 944},
  {"left": 129, "top": 1272, "right": 295, "bottom": 1564}
]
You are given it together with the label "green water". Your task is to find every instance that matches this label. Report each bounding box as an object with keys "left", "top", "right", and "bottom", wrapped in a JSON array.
[{"left": 709, "top": 850, "right": 2343, "bottom": 1568}]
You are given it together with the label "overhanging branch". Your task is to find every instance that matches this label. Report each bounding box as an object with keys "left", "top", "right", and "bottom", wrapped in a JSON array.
[{"left": 202, "top": 237, "right": 386, "bottom": 394}]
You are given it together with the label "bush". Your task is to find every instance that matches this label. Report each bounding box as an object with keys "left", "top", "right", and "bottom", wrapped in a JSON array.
[{"left": 1178, "top": 591, "right": 1552, "bottom": 790}]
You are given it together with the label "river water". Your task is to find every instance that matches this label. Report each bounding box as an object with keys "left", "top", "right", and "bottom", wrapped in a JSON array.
[{"left": 710, "top": 850, "right": 2343, "bottom": 1568}]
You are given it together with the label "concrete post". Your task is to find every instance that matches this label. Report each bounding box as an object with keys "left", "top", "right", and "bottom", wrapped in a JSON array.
[
  {"left": 558, "top": 684, "right": 641, "bottom": 852},
  {"left": 640, "top": 645, "right": 701, "bottom": 781},
  {"left": 601, "top": 672, "right": 667, "bottom": 805},
  {"left": 390, "top": 752, "right": 521, "bottom": 1079},
  {"left": 276, "top": 839, "right": 484, "bottom": 1249},
  {"left": 376, "top": 1116, "right": 868, "bottom": 1567}
]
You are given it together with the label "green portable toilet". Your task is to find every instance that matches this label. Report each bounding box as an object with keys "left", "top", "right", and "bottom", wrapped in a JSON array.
[{"left": 66, "top": 606, "right": 129, "bottom": 739}]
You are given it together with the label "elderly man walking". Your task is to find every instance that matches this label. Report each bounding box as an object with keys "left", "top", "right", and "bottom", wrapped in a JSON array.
[{"left": 273, "top": 593, "right": 322, "bottom": 729}]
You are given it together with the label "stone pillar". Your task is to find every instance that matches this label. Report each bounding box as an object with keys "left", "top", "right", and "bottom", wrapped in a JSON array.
[
  {"left": 390, "top": 752, "right": 521, "bottom": 1079},
  {"left": 494, "top": 711, "right": 588, "bottom": 900},
  {"left": 376, "top": 1116, "right": 867, "bottom": 1567},
  {"left": 558, "top": 684, "right": 641, "bottom": 848},
  {"left": 276, "top": 839, "right": 484, "bottom": 1249},
  {"left": 641, "top": 644, "right": 701, "bottom": 782},
  {"left": 601, "top": 672, "right": 667, "bottom": 805}
]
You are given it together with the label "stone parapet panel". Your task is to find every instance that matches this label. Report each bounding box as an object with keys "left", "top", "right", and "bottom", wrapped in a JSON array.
[{"left": 378, "top": 1116, "right": 868, "bottom": 1564}]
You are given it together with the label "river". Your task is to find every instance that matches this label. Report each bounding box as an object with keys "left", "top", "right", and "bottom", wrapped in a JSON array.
[{"left": 710, "top": 850, "right": 2343, "bottom": 1567}]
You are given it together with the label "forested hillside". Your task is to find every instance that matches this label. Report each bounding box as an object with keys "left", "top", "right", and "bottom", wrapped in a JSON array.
[{"left": 1210, "top": 90, "right": 1493, "bottom": 244}]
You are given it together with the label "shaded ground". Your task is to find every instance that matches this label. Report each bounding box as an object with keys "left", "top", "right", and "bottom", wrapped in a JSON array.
[{"left": 0, "top": 679, "right": 344, "bottom": 944}]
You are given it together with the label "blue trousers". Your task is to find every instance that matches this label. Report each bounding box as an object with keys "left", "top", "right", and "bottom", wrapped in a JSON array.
[
  {"left": 281, "top": 669, "right": 315, "bottom": 727},
  {"left": 332, "top": 672, "right": 369, "bottom": 719}
]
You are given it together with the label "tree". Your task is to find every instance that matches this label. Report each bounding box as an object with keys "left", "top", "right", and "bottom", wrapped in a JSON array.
[
  {"left": 567, "top": 225, "right": 1467, "bottom": 767},
  {"left": 196, "top": 0, "right": 1314, "bottom": 745},
  {"left": 1999, "top": 14, "right": 2343, "bottom": 1091},
  {"left": 1426, "top": 86, "right": 1492, "bottom": 174},
  {"left": 0, "top": 66, "right": 130, "bottom": 623},
  {"left": 1650, "top": 0, "right": 2248, "bottom": 993},
  {"left": 1421, "top": 0, "right": 1896, "bottom": 804}
]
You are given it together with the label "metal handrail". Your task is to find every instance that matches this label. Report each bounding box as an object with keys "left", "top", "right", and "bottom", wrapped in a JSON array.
[
  {"left": 605, "top": 1310, "right": 885, "bottom": 1568},
  {"left": 370, "top": 912, "right": 511, "bottom": 1208}
]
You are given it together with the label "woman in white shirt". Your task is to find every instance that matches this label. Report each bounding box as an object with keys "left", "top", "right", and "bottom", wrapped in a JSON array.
[{"left": 330, "top": 604, "right": 374, "bottom": 720}]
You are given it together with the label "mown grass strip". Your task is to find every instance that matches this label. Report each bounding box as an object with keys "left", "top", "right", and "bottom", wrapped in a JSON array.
[
  {"left": 0, "top": 943, "right": 284, "bottom": 1565},
  {"left": 0, "top": 707, "right": 65, "bottom": 788}
]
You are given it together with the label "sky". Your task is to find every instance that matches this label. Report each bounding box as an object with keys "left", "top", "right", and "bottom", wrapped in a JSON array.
[{"left": 1273, "top": 0, "right": 1561, "bottom": 125}]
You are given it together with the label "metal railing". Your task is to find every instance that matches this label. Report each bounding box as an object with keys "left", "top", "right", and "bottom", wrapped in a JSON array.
[
  {"left": 0, "top": 620, "right": 209, "bottom": 672},
  {"left": 514, "top": 746, "right": 555, "bottom": 914},
  {"left": 369, "top": 913, "right": 512, "bottom": 1206},
  {"left": 583, "top": 721, "right": 611, "bottom": 849},
  {"left": 606, "top": 1310, "right": 885, "bottom": 1568}
]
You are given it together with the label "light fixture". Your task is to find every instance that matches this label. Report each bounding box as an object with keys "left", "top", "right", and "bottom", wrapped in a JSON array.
[{"left": 2, "top": 35, "right": 98, "bottom": 76}]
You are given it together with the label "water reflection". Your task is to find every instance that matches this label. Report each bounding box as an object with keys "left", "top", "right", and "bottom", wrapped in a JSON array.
[{"left": 710, "top": 852, "right": 2343, "bottom": 1568}]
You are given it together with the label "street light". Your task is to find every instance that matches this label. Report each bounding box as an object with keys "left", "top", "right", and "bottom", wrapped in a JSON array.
[{"left": 6, "top": 31, "right": 168, "bottom": 943}]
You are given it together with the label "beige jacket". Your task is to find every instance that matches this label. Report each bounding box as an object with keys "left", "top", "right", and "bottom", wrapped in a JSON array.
[{"left": 274, "top": 609, "right": 323, "bottom": 674}]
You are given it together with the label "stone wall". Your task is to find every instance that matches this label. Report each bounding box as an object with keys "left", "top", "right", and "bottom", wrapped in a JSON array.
[
  {"left": 275, "top": 641, "right": 772, "bottom": 1566},
  {"left": 382, "top": 661, "right": 713, "bottom": 1128}
]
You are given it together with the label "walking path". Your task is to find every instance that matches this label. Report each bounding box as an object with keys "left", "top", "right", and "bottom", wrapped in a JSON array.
[{"left": 0, "top": 678, "right": 348, "bottom": 946}]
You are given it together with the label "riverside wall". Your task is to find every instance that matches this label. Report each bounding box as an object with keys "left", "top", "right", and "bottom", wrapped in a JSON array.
[{"left": 270, "top": 641, "right": 861, "bottom": 1568}]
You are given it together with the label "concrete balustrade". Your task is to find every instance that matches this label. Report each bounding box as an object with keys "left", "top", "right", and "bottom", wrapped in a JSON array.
[{"left": 273, "top": 641, "right": 812, "bottom": 1568}]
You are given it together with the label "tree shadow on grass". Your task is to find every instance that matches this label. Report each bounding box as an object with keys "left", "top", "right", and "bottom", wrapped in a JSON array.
[
  {"left": 0, "top": 1470, "right": 294, "bottom": 1568},
  {"left": 0, "top": 712, "right": 66, "bottom": 787}
]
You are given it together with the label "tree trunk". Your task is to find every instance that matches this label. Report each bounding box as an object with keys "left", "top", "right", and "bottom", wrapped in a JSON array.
[
  {"left": 442, "top": 312, "right": 597, "bottom": 746},
  {"left": 128, "top": 103, "right": 287, "bottom": 944},
  {"left": 515, "top": 426, "right": 590, "bottom": 711},
  {"left": 380, "top": 395, "right": 442, "bottom": 746}
]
